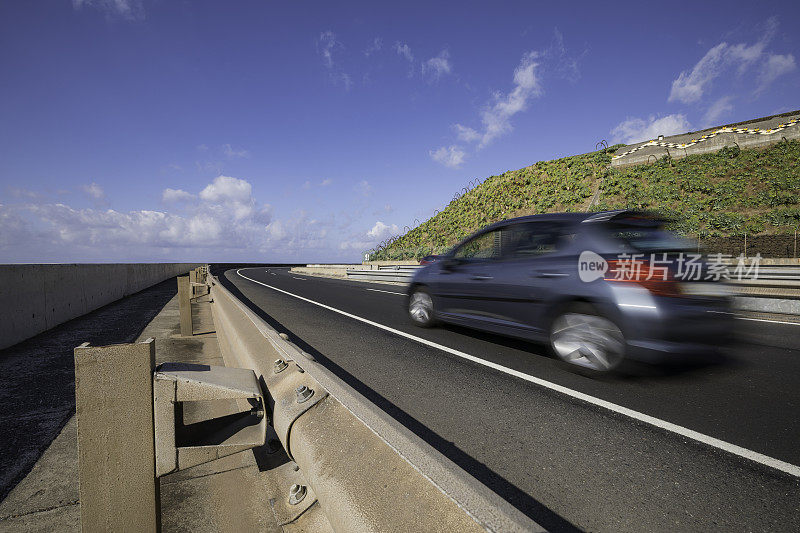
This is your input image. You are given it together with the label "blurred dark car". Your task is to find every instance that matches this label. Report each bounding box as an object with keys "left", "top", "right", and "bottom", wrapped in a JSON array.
[
  {"left": 419, "top": 254, "right": 440, "bottom": 265},
  {"left": 406, "top": 210, "right": 734, "bottom": 372}
]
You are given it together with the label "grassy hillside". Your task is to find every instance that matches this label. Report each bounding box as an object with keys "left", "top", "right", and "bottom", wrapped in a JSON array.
[{"left": 370, "top": 139, "right": 800, "bottom": 261}]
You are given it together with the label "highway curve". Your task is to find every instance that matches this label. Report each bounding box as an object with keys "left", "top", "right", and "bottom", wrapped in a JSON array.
[{"left": 224, "top": 267, "right": 800, "bottom": 533}]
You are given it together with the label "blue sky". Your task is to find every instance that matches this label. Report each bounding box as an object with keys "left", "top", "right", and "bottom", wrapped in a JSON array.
[{"left": 1, "top": 1, "right": 798, "bottom": 263}]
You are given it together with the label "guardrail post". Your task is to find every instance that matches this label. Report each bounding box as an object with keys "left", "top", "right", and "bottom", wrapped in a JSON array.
[
  {"left": 177, "top": 274, "right": 192, "bottom": 336},
  {"left": 189, "top": 269, "right": 198, "bottom": 298},
  {"left": 74, "top": 338, "right": 160, "bottom": 532}
]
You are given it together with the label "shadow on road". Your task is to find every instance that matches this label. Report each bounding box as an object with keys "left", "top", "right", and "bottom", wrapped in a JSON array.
[{"left": 437, "top": 320, "right": 742, "bottom": 382}]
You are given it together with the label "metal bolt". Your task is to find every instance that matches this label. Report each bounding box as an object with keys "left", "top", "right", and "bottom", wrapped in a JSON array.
[
  {"left": 274, "top": 359, "right": 288, "bottom": 373},
  {"left": 288, "top": 484, "right": 307, "bottom": 505},
  {"left": 279, "top": 332, "right": 289, "bottom": 341},
  {"left": 295, "top": 385, "right": 314, "bottom": 403}
]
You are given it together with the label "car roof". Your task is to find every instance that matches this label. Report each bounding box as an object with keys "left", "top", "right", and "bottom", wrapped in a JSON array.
[{"left": 479, "top": 209, "right": 651, "bottom": 232}]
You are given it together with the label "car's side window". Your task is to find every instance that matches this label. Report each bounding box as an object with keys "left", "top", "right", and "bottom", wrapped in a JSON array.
[
  {"left": 505, "top": 223, "right": 566, "bottom": 258},
  {"left": 453, "top": 229, "right": 503, "bottom": 260}
]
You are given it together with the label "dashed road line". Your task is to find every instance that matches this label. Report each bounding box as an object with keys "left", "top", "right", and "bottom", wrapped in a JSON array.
[{"left": 366, "top": 288, "right": 406, "bottom": 296}]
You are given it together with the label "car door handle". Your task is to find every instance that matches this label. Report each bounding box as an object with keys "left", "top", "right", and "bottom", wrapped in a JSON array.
[
  {"left": 534, "top": 272, "right": 568, "bottom": 278},
  {"left": 470, "top": 275, "right": 493, "bottom": 281}
]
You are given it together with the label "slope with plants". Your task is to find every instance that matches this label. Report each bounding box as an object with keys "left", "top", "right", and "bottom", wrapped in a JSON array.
[{"left": 370, "top": 139, "right": 800, "bottom": 260}]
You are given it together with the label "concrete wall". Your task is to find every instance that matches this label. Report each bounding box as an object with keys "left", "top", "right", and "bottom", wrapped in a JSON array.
[
  {"left": 611, "top": 111, "right": 800, "bottom": 168},
  {"left": 0, "top": 263, "right": 200, "bottom": 350}
]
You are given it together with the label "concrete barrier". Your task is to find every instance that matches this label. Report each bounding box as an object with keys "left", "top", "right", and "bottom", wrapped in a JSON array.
[
  {"left": 0, "top": 263, "right": 200, "bottom": 350},
  {"left": 209, "top": 276, "right": 542, "bottom": 532}
]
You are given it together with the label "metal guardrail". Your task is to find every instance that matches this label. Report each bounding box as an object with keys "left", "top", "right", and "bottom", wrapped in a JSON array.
[
  {"left": 376, "top": 265, "right": 421, "bottom": 271},
  {"left": 346, "top": 269, "right": 416, "bottom": 283},
  {"left": 208, "top": 274, "right": 542, "bottom": 532},
  {"left": 725, "top": 265, "right": 800, "bottom": 301},
  {"left": 345, "top": 263, "right": 800, "bottom": 296}
]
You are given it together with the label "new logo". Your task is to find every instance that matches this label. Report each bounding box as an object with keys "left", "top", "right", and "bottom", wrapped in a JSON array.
[{"left": 578, "top": 251, "right": 608, "bottom": 282}]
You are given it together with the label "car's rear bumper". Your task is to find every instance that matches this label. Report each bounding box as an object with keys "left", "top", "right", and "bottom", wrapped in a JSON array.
[
  {"left": 616, "top": 294, "right": 735, "bottom": 363},
  {"left": 626, "top": 337, "right": 731, "bottom": 363}
]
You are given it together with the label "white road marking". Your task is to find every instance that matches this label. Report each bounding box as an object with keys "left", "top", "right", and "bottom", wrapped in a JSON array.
[
  {"left": 366, "top": 288, "right": 406, "bottom": 296},
  {"left": 708, "top": 310, "right": 800, "bottom": 326},
  {"left": 235, "top": 268, "right": 800, "bottom": 478},
  {"left": 292, "top": 276, "right": 306, "bottom": 280},
  {"left": 737, "top": 316, "right": 800, "bottom": 326}
]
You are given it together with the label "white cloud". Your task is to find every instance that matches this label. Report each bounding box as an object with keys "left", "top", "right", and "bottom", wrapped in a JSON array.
[
  {"left": 318, "top": 31, "right": 340, "bottom": 69},
  {"left": 477, "top": 51, "right": 542, "bottom": 148},
  {"left": 0, "top": 176, "right": 399, "bottom": 262},
  {"left": 364, "top": 37, "right": 383, "bottom": 57},
  {"left": 222, "top": 144, "right": 249, "bottom": 158},
  {"left": 195, "top": 160, "right": 222, "bottom": 175},
  {"left": 355, "top": 180, "right": 372, "bottom": 196},
  {"left": 367, "top": 221, "right": 399, "bottom": 240},
  {"left": 0, "top": 176, "right": 284, "bottom": 261},
  {"left": 72, "top": 0, "right": 143, "bottom": 20},
  {"left": 318, "top": 32, "right": 353, "bottom": 90},
  {"left": 610, "top": 114, "right": 691, "bottom": 144},
  {"left": 550, "top": 28, "right": 583, "bottom": 82},
  {"left": 162, "top": 188, "right": 195, "bottom": 203},
  {"left": 669, "top": 43, "right": 731, "bottom": 104},
  {"left": 429, "top": 50, "right": 544, "bottom": 164},
  {"left": 756, "top": 54, "right": 796, "bottom": 94},
  {"left": 7, "top": 187, "right": 41, "bottom": 200},
  {"left": 82, "top": 182, "right": 105, "bottom": 200},
  {"left": 702, "top": 96, "right": 734, "bottom": 127},
  {"left": 429, "top": 145, "right": 466, "bottom": 168},
  {"left": 454, "top": 124, "right": 481, "bottom": 143},
  {"left": 668, "top": 18, "right": 791, "bottom": 103},
  {"left": 303, "top": 179, "right": 332, "bottom": 190},
  {"left": 394, "top": 42, "right": 414, "bottom": 63},
  {"left": 422, "top": 50, "right": 452, "bottom": 81},
  {"left": 198, "top": 175, "right": 258, "bottom": 221},
  {"left": 333, "top": 72, "right": 353, "bottom": 91}
]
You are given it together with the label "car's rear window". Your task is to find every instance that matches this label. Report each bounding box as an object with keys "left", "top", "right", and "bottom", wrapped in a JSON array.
[{"left": 603, "top": 219, "right": 693, "bottom": 252}]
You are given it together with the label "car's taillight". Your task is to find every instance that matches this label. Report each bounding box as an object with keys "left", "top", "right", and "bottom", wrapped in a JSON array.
[{"left": 604, "top": 259, "right": 683, "bottom": 297}]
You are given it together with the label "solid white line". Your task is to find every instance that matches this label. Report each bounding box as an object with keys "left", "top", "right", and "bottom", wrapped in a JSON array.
[
  {"left": 736, "top": 316, "right": 800, "bottom": 326},
  {"left": 709, "top": 310, "right": 800, "bottom": 327},
  {"left": 366, "top": 288, "right": 406, "bottom": 296},
  {"left": 235, "top": 268, "right": 800, "bottom": 478}
]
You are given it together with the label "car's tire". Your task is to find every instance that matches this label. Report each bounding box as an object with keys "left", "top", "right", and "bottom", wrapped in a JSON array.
[
  {"left": 408, "top": 287, "right": 437, "bottom": 328},
  {"left": 549, "top": 303, "right": 626, "bottom": 373}
]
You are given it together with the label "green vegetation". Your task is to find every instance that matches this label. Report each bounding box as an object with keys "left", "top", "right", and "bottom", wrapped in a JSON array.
[{"left": 370, "top": 139, "right": 800, "bottom": 261}]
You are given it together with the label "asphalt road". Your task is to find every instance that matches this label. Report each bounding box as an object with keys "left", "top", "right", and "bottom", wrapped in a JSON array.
[{"left": 225, "top": 267, "right": 800, "bottom": 533}]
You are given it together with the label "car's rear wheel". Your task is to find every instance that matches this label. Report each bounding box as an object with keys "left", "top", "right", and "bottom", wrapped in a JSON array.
[
  {"left": 408, "top": 288, "right": 436, "bottom": 327},
  {"left": 549, "top": 304, "right": 626, "bottom": 372}
]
